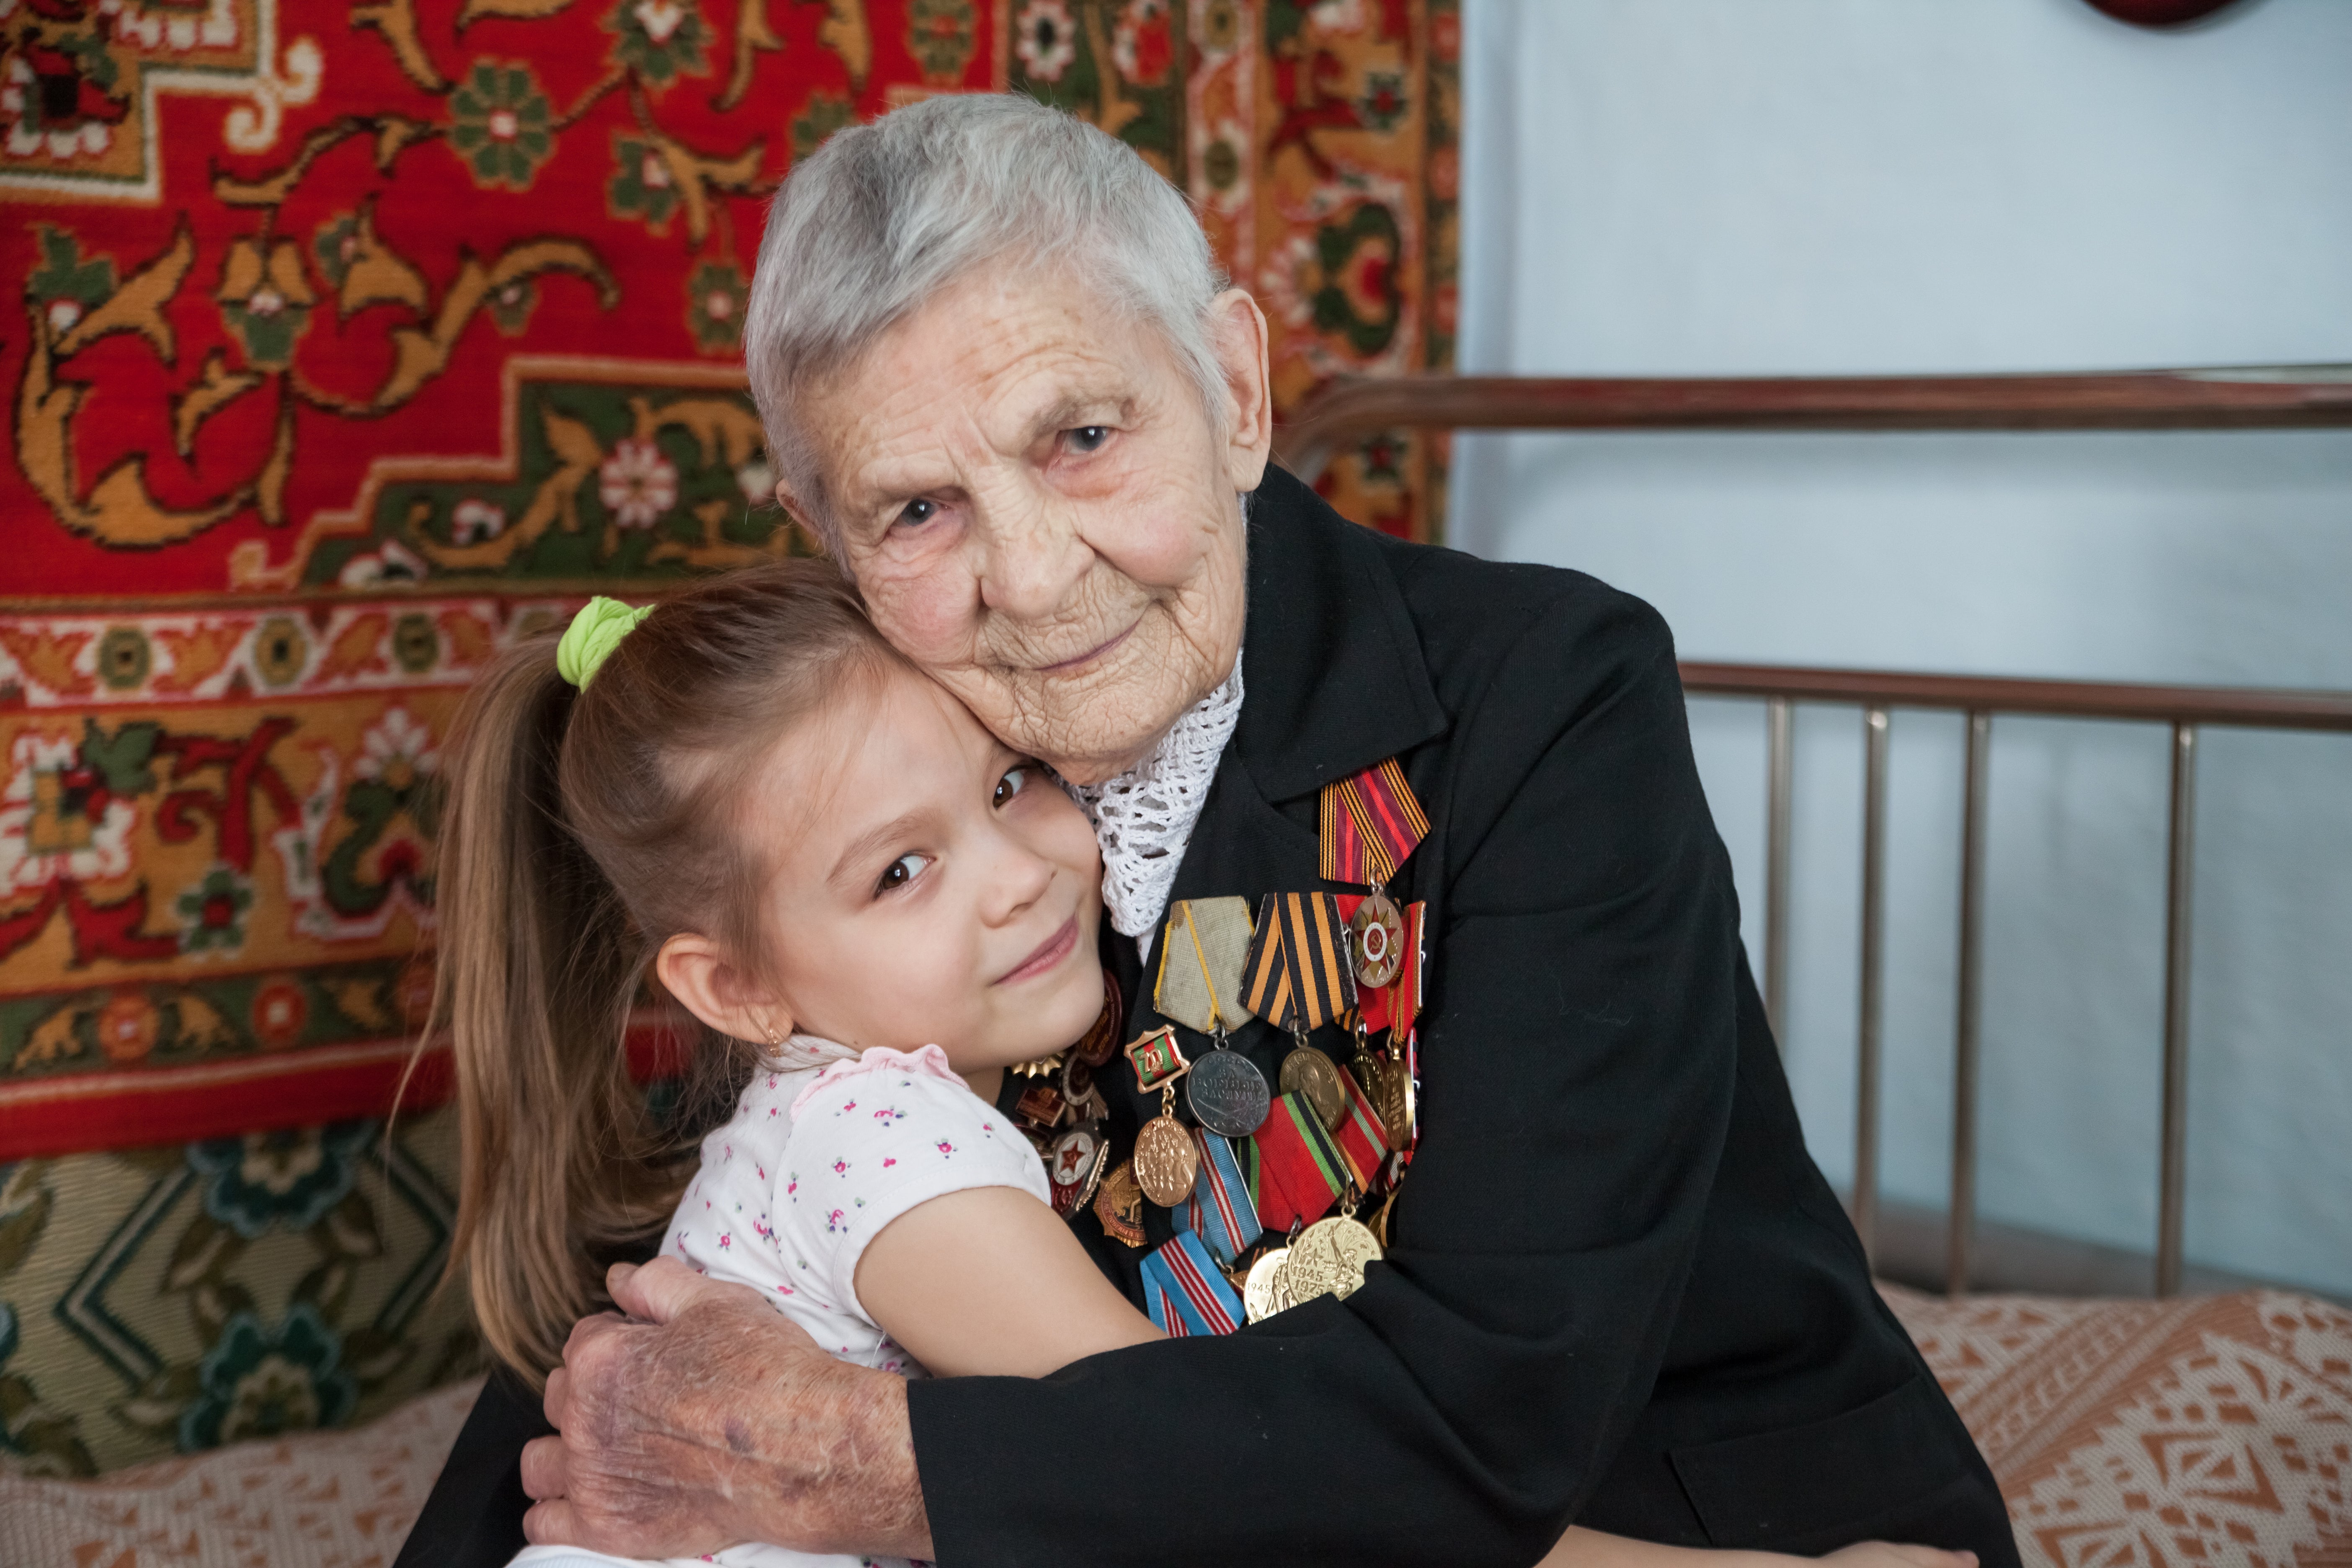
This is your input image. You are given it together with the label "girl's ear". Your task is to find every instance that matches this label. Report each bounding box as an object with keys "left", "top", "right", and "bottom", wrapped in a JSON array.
[{"left": 656, "top": 933, "right": 793, "bottom": 1044}]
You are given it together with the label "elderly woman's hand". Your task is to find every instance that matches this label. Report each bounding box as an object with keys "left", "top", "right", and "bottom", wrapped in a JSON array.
[{"left": 520, "top": 1258, "right": 934, "bottom": 1560}]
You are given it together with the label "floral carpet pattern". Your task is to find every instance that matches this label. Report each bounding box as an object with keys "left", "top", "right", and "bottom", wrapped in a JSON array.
[{"left": 3, "top": 0, "right": 1460, "bottom": 1474}]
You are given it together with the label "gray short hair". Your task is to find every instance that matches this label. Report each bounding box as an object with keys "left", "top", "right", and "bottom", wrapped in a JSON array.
[{"left": 743, "top": 93, "right": 1230, "bottom": 547}]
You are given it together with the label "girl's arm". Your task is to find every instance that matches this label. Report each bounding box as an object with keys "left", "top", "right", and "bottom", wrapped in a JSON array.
[
  {"left": 854, "top": 1185, "right": 1162, "bottom": 1377},
  {"left": 858, "top": 1194, "right": 1978, "bottom": 1568},
  {"left": 1541, "top": 1532, "right": 1978, "bottom": 1568}
]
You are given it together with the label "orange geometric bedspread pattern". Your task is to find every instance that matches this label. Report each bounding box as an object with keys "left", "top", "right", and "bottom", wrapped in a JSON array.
[
  {"left": 3, "top": 1290, "right": 2346, "bottom": 1568},
  {"left": 1885, "top": 1287, "right": 2352, "bottom": 1568}
]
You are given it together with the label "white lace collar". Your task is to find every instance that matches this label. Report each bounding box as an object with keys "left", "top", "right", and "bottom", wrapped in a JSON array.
[{"left": 1062, "top": 649, "right": 1245, "bottom": 951}]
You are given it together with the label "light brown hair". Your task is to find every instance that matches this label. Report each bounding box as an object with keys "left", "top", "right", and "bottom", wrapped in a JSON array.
[{"left": 425, "top": 560, "right": 905, "bottom": 1380}]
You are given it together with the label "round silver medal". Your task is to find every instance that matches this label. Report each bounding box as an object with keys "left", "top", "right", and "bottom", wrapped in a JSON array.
[{"left": 1186, "top": 1047, "right": 1271, "bottom": 1138}]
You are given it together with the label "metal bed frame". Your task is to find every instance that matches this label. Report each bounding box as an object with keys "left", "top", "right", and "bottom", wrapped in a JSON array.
[{"left": 1275, "top": 366, "right": 2352, "bottom": 1297}]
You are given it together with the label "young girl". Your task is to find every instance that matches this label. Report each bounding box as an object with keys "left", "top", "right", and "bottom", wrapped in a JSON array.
[{"left": 436, "top": 563, "right": 1975, "bottom": 1568}]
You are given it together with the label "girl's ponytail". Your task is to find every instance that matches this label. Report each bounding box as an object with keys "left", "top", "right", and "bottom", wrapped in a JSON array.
[
  {"left": 425, "top": 562, "right": 900, "bottom": 1381},
  {"left": 432, "top": 637, "right": 664, "bottom": 1380}
]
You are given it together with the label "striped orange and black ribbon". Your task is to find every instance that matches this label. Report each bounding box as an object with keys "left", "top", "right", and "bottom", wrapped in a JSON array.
[
  {"left": 1240, "top": 892, "right": 1358, "bottom": 1032},
  {"left": 1319, "top": 757, "right": 1430, "bottom": 887}
]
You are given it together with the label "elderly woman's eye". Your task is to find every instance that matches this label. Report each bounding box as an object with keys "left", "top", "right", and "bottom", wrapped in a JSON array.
[
  {"left": 877, "top": 852, "right": 930, "bottom": 894},
  {"left": 1067, "top": 425, "right": 1110, "bottom": 454},
  {"left": 895, "top": 498, "right": 939, "bottom": 529},
  {"left": 993, "top": 766, "right": 1030, "bottom": 808}
]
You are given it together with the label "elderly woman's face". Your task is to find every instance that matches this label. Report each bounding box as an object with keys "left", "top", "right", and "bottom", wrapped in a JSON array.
[{"left": 793, "top": 262, "right": 1271, "bottom": 785}]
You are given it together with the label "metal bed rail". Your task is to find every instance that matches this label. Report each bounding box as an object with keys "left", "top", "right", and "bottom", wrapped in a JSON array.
[
  {"left": 1678, "top": 664, "right": 2352, "bottom": 1297},
  {"left": 1273, "top": 366, "right": 2352, "bottom": 486},
  {"left": 1268, "top": 364, "right": 2352, "bottom": 1296}
]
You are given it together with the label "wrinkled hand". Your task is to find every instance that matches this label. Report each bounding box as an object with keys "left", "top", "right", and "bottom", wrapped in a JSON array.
[{"left": 520, "top": 1257, "right": 934, "bottom": 1559}]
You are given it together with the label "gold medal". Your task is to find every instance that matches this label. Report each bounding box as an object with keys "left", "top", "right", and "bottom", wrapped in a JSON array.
[
  {"left": 1075, "top": 971, "right": 1123, "bottom": 1067},
  {"left": 1132, "top": 1111, "right": 1200, "bottom": 1207},
  {"left": 1243, "top": 1248, "right": 1294, "bottom": 1323},
  {"left": 1349, "top": 890, "right": 1406, "bottom": 989},
  {"left": 1369, "top": 1189, "right": 1399, "bottom": 1249},
  {"left": 1007, "top": 1048, "right": 1066, "bottom": 1080},
  {"left": 1094, "top": 1160, "right": 1146, "bottom": 1247},
  {"left": 1282, "top": 1215, "right": 1384, "bottom": 1305},
  {"left": 1277, "top": 1042, "right": 1346, "bottom": 1132},
  {"left": 1359, "top": 1049, "right": 1413, "bottom": 1148}
]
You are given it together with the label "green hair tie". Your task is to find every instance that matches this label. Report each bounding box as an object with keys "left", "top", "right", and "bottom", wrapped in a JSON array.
[{"left": 557, "top": 597, "right": 654, "bottom": 690}]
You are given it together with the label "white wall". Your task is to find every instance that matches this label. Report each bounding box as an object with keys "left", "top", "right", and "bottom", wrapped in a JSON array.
[{"left": 1454, "top": 0, "right": 2352, "bottom": 1296}]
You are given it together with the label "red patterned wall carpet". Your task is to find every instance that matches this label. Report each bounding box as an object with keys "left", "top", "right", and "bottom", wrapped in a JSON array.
[{"left": 0, "top": 0, "right": 1460, "bottom": 1506}]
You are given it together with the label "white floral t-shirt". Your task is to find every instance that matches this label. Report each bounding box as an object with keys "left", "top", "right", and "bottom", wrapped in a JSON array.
[{"left": 508, "top": 1042, "right": 1049, "bottom": 1568}]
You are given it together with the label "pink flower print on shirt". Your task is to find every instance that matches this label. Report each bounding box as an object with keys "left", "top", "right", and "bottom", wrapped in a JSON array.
[
  {"left": 936, "top": 1140, "right": 956, "bottom": 1156},
  {"left": 883, "top": 1157, "right": 897, "bottom": 1168},
  {"left": 874, "top": 1105, "right": 905, "bottom": 1122},
  {"left": 827, "top": 1207, "right": 847, "bottom": 1233},
  {"left": 832, "top": 1158, "right": 850, "bottom": 1176},
  {"left": 718, "top": 1233, "right": 732, "bottom": 1249},
  {"left": 839, "top": 1099, "right": 856, "bottom": 1114}
]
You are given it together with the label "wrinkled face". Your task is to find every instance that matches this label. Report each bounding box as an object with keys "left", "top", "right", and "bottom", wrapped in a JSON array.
[
  {"left": 791, "top": 262, "right": 1271, "bottom": 785},
  {"left": 749, "top": 663, "right": 1107, "bottom": 1073}
]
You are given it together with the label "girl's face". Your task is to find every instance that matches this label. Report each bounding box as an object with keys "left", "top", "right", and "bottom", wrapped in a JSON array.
[{"left": 735, "top": 662, "right": 1106, "bottom": 1075}]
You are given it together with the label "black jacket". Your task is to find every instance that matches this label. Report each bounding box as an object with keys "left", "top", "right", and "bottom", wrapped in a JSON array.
[{"left": 399, "top": 470, "right": 2017, "bottom": 1568}]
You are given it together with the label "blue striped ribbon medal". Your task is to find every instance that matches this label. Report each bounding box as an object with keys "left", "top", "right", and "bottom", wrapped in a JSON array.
[
  {"left": 1173, "top": 1126, "right": 1262, "bottom": 1265},
  {"left": 1141, "top": 1230, "right": 1246, "bottom": 1336}
]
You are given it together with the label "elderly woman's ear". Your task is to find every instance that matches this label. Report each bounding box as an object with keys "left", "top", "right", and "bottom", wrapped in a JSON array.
[{"left": 1206, "top": 288, "right": 1275, "bottom": 495}]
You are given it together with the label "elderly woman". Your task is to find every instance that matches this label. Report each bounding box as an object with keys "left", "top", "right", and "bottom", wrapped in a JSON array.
[{"left": 401, "top": 95, "right": 2016, "bottom": 1568}]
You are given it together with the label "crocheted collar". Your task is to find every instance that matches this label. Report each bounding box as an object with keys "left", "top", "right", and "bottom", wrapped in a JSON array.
[{"left": 1062, "top": 648, "right": 1245, "bottom": 942}]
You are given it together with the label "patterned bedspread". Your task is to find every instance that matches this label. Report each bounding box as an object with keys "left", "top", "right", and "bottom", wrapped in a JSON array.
[{"left": 5, "top": 1288, "right": 2348, "bottom": 1568}]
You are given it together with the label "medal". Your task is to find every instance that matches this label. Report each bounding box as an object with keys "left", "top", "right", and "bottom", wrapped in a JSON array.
[
  {"left": 1159, "top": 900, "right": 1270, "bottom": 1138},
  {"left": 1006, "top": 1048, "right": 1066, "bottom": 1081},
  {"left": 1328, "top": 1047, "right": 1390, "bottom": 1190},
  {"left": 1362, "top": 1049, "right": 1412, "bottom": 1149},
  {"left": 1093, "top": 1158, "right": 1145, "bottom": 1246},
  {"left": 1133, "top": 1114, "right": 1198, "bottom": 1207},
  {"left": 1015, "top": 1079, "right": 1070, "bottom": 1130},
  {"left": 1342, "top": 895, "right": 1424, "bottom": 1151},
  {"left": 1153, "top": 897, "right": 1256, "bottom": 1031},
  {"left": 1248, "top": 1091, "right": 1349, "bottom": 1233},
  {"left": 1186, "top": 1049, "right": 1269, "bottom": 1140},
  {"left": 1349, "top": 890, "right": 1405, "bottom": 989},
  {"left": 1242, "top": 892, "right": 1358, "bottom": 1032},
  {"left": 1319, "top": 757, "right": 1429, "bottom": 888},
  {"left": 1127, "top": 1025, "right": 1200, "bottom": 1207},
  {"left": 1320, "top": 758, "right": 1429, "bottom": 988},
  {"left": 1243, "top": 1248, "right": 1293, "bottom": 1323},
  {"left": 1140, "top": 1231, "right": 1246, "bottom": 1336},
  {"left": 1173, "top": 1127, "right": 1261, "bottom": 1264},
  {"left": 1280, "top": 1215, "right": 1384, "bottom": 1305},
  {"left": 1074, "top": 970, "right": 1124, "bottom": 1068},
  {"left": 1276, "top": 1042, "right": 1346, "bottom": 1131},
  {"left": 1046, "top": 1120, "right": 1109, "bottom": 1219}
]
